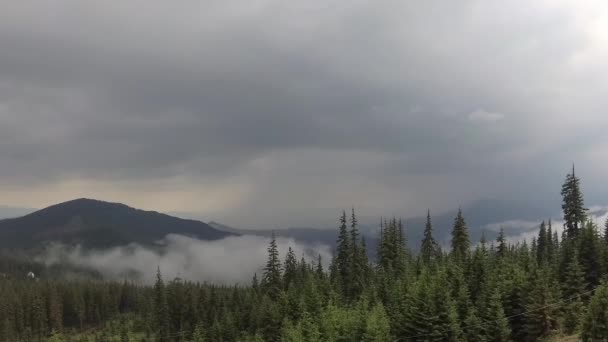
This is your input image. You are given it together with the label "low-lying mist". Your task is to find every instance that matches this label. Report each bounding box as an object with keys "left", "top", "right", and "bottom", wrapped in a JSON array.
[{"left": 38, "top": 234, "right": 333, "bottom": 285}]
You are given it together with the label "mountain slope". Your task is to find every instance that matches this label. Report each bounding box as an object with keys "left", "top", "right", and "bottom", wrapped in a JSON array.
[{"left": 0, "top": 198, "right": 235, "bottom": 249}]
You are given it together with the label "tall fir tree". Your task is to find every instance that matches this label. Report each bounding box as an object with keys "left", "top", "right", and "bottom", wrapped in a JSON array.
[
  {"left": 349, "top": 208, "right": 367, "bottom": 299},
  {"left": 421, "top": 210, "right": 439, "bottom": 265},
  {"left": 262, "top": 232, "right": 282, "bottom": 299},
  {"left": 335, "top": 210, "right": 351, "bottom": 297},
  {"left": 484, "top": 288, "right": 511, "bottom": 342},
  {"left": 578, "top": 220, "right": 603, "bottom": 290},
  {"left": 536, "top": 221, "right": 547, "bottom": 264},
  {"left": 283, "top": 247, "right": 298, "bottom": 289},
  {"left": 561, "top": 165, "right": 587, "bottom": 238},
  {"left": 496, "top": 228, "right": 507, "bottom": 259},
  {"left": 154, "top": 267, "right": 171, "bottom": 342},
  {"left": 451, "top": 209, "right": 470, "bottom": 263}
]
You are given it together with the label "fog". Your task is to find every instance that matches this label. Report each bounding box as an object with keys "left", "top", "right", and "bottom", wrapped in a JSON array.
[{"left": 39, "top": 234, "right": 332, "bottom": 285}]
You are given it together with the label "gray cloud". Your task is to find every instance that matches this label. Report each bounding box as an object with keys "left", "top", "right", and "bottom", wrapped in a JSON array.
[
  {"left": 1, "top": 1, "right": 608, "bottom": 226},
  {"left": 39, "top": 234, "right": 332, "bottom": 284}
]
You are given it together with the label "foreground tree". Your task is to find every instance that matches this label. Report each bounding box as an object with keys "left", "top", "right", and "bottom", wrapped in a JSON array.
[{"left": 582, "top": 283, "right": 608, "bottom": 341}]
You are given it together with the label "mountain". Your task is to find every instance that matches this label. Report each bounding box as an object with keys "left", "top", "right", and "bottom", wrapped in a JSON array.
[{"left": 0, "top": 198, "right": 236, "bottom": 249}]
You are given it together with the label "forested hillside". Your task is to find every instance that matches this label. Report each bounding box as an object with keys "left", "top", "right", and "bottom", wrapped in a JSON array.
[{"left": 2, "top": 167, "right": 608, "bottom": 341}]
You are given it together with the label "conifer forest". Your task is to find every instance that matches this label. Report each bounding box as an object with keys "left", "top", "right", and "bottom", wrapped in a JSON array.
[{"left": 3, "top": 168, "right": 608, "bottom": 342}]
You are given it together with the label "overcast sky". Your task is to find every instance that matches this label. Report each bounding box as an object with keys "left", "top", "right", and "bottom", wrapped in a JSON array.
[{"left": 1, "top": 0, "right": 607, "bottom": 228}]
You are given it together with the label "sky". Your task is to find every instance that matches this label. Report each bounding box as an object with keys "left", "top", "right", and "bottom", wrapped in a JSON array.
[{"left": 1, "top": 0, "right": 608, "bottom": 229}]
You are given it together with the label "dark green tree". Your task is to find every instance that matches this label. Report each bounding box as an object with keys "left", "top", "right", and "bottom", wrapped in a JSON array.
[
  {"left": 581, "top": 282, "right": 608, "bottom": 341},
  {"left": 451, "top": 209, "right": 470, "bottom": 263},
  {"left": 335, "top": 210, "right": 351, "bottom": 297},
  {"left": 283, "top": 247, "right": 298, "bottom": 289},
  {"left": 154, "top": 267, "right": 171, "bottom": 342},
  {"left": 561, "top": 165, "right": 587, "bottom": 238},
  {"left": 496, "top": 228, "right": 507, "bottom": 259},
  {"left": 262, "top": 232, "right": 282, "bottom": 299},
  {"left": 421, "top": 210, "right": 439, "bottom": 265},
  {"left": 484, "top": 289, "right": 511, "bottom": 342}
]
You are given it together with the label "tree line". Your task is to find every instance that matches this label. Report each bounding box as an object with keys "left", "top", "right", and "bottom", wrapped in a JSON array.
[{"left": 2, "top": 166, "right": 608, "bottom": 341}]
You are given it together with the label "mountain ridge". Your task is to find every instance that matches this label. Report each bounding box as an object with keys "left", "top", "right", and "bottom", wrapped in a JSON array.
[{"left": 0, "top": 198, "right": 236, "bottom": 249}]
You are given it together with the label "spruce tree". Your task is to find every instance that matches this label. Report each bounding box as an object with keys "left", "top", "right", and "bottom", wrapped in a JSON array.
[
  {"left": 335, "top": 210, "right": 351, "bottom": 297},
  {"left": 524, "top": 269, "right": 560, "bottom": 341},
  {"left": 536, "top": 221, "right": 547, "bottom": 264},
  {"left": 283, "top": 247, "right": 298, "bottom": 289},
  {"left": 562, "top": 250, "right": 586, "bottom": 299},
  {"left": 561, "top": 165, "right": 587, "bottom": 238},
  {"left": 581, "top": 283, "right": 608, "bottom": 341},
  {"left": 154, "top": 267, "right": 171, "bottom": 342},
  {"left": 463, "top": 307, "right": 486, "bottom": 342},
  {"left": 546, "top": 220, "right": 555, "bottom": 263},
  {"left": 421, "top": 210, "right": 439, "bottom": 265},
  {"left": 579, "top": 220, "right": 603, "bottom": 289},
  {"left": 496, "top": 228, "right": 507, "bottom": 259},
  {"left": 315, "top": 255, "right": 324, "bottom": 279},
  {"left": 349, "top": 208, "right": 367, "bottom": 299},
  {"left": 363, "top": 303, "right": 392, "bottom": 342},
  {"left": 451, "top": 209, "right": 470, "bottom": 263},
  {"left": 262, "top": 232, "right": 282, "bottom": 299},
  {"left": 485, "top": 289, "right": 511, "bottom": 342}
]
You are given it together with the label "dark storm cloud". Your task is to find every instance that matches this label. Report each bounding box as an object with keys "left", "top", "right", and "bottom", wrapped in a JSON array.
[{"left": 0, "top": 1, "right": 607, "bottom": 226}]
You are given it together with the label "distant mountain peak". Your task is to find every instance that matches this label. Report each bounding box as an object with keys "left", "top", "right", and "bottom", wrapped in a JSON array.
[{"left": 0, "top": 198, "right": 236, "bottom": 249}]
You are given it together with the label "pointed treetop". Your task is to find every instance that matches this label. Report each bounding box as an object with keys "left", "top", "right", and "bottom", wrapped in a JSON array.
[{"left": 572, "top": 163, "right": 574, "bottom": 176}]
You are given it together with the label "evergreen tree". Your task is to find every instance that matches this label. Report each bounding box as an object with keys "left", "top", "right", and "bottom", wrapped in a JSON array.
[
  {"left": 485, "top": 289, "right": 511, "bottom": 342},
  {"left": 524, "top": 270, "right": 560, "bottom": 341},
  {"left": 536, "top": 221, "right": 547, "bottom": 264},
  {"left": 579, "top": 220, "right": 602, "bottom": 289},
  {"left": 154, "top": 267, "right": 171, "bottom": 342},
  {"left": 421, "top": 210, "right": 439, "bottom": 265},
  {"left": 283, "top": 247, "right": 298, "bottom": 289},
  {"left": 349, "top": 208, "right": 367, "bottom": 299},
  {"left": 496, "top": 228, "right": 507, "bottom": 259},
  {"left": 463, "top": 307, "right": 486, "bottom": 342},
  {"left": 546, "top": 220, "right": 555, "bottom": 263},
  {"left": 581, "top": 283, "right": 608, "bottom": 341},
  {"left": 315, "top": 255, "right": 324, "bottom": 279},
  {"left": 561, "top": 165, "right": 587, "bottom": 238},
  {"left": 335, "top": 210, "right": 351, "bottom": 297},
  {"left": 562, "top": 250, "right": 586, "bottom": 299},
  {"left": 451, "top": 209, "right": 470, "bottom": 263},
  {"left": 262, "top": 232, "right": 282, "bottom": 299},
  {"left": 363, "top": 303, "right": 392, "bottom": 342}
]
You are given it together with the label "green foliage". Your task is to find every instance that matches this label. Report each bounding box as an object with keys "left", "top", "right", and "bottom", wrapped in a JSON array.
[
  {"left": 263, "top": 232, "right": 283, "bottom": 299},
  {"left": 582, "top": 283, "right": 608, "bottom": 341},
  {"left": 451, "top": 209, "right": 470, "bottom": 263},
  {"left": 421, "top": 210, "right": 440, "bottom": 265},
  {"left": 363, "top": 303, "right": 391, "bottom": 342},
  {"left": 561, "top": 165, "right": 587, "bottom": 238},
  {"left": 3, "top": 165, "right": 608, "bottom": 342}
]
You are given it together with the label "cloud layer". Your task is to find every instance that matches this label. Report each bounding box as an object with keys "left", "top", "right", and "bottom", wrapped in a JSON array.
[
  {"left": 1, "top": 1, "right": 608, "bottom": 227},
  {"left": 40, "top": 234, "right": 332, "bottom": 284}
]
